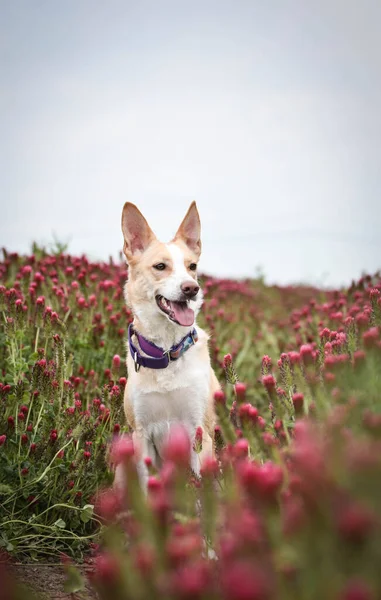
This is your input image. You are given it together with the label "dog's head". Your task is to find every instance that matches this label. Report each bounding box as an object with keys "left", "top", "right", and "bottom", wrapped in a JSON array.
[{"left": 121, "top": 202, "right": 203, "bottom": 329}]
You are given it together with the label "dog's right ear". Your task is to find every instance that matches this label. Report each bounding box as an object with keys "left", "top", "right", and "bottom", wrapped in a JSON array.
[{"left": 121, "top": 203, "right": 156, "bottom": 262}]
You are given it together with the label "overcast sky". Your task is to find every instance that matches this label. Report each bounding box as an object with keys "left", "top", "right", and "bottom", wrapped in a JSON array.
[{"left": 2, "top": 0, "right": 381, "bottom": 286}]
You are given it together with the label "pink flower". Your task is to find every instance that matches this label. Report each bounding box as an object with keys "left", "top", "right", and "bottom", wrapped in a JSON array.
[
  {"left": 200, "top": 456, "right": 219, "bottom": 478},
  {"left": 262, "top": 374, "right": 276, "bottom": 393},
  {"left": 214, "top": 389, "right": 226, "bottom": 405},
  {"left": 234, "top": 382, "right": 247, "bottom": 401},
  {"left": 77, "top": 296, "right": 86, "bottom": 308},
  {"left": 133, "top": 543, "right": 155, "bottom": 576},
  {"left": 261, "top": 355, "right": 272, "bottom": 374},
  {"left": 369, "top": 287, "right": 380, "bottom": 299},
  {"left": 110, "top": 435, "right": 135, "bottom": 465},
  {"left": 239, "top": 460, "right": 283, "bottom": 502},
  {"left": 147, "top": 476, "right": 162, "bottom": 493},
  {"left": 233, "top": 438, "right": 249, "bottom": 458},
  {"left": 222, "top": 354, "right": 233, "bottom": 368},
  {"left": 149, "top": 489, "right": 171, "bottom": 522},
  {"left": 288, "top": 351, "right": 301, "bottom": 365},
  {"left": 257, "top": 416, "right": 266, "bottom": 429},
  {"left": 193, "top": 426, "right": 203, "bottom": 453},
  {"left": 50, "top": 429, "right": 58, "bottom": 442},
  {"left": 221, "top": 561, "right": 272, "bottom": 600},
  {"left": 340, "top": 579, "right": 373, "bottom": 600},
  {"left": 337, "top": 503, "right": 375, "bottom": 543},
  {"left": 292, "top": 392, "right": 304, "bottom": 414},
  {"left": 0, "top": 435, "right": 6, "bottom": 446},
  {"left": 238, "top": 403, "right": 259, "bottom": 425},
  {"left": 95, "top": 553, "right": 120, "bottom": 584},
  {"left": 112, "top": 354, "right": 121, "bottom": 369},
  {"left": 319, "top": 327, "right": 331, "bottom": 340},
  {"left": 89, "top": 294, "right": 97, "bottom": 306},
  {"left": 110, "top": 385, "right": 121, "bottom": 397},
  {"left": 170, "top": 561, "right": 210, "bottom": 599},
  {"left": 353, "top": 350, "right": 366, "bottom": 367},
  {"left": 363, "top": 326, "right": 379, "bottom": 348},
  {"left": 300, "top": 343, "right": 315, "bottom": 364},
  {"left": 96, "top": 489, "right": 122, "bottom": 522}
]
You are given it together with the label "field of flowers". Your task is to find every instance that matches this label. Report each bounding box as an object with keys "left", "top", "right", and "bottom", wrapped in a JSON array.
[{"left": 1, "top": 246, "right": 381, "bottom": 599}]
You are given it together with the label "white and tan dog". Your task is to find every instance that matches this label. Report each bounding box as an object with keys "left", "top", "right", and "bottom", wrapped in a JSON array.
[{"left": 120, "top": 201, "right": 219, "bottom": 489}]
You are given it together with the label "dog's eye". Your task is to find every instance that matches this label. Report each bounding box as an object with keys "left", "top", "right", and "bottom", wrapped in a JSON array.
[
  {"left": 189, "top": 263, "right": 197, "bottom": 271},
  {"left": 153, "top": 263, "right": 166, "bottom": 271}
]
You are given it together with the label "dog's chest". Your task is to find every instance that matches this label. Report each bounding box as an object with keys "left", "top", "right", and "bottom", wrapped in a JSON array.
[{"left": 130, "top": 350, "right": 210, "bottom": 433}]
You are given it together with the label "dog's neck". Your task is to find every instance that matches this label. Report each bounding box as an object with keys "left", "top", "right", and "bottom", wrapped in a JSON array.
[{"left": 132, "top": 312, "right": 195, "bottom": 351}]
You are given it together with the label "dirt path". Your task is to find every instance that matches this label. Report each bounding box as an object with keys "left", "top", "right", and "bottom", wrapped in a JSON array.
[{"left": 8, "top": 564, "right": 98, "bottom": 600}]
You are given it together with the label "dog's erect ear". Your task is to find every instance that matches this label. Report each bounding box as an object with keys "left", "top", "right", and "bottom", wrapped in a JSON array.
[
  {"left": 173, "top": 201, "right": 201, "bottom": 256},
  {"left": 121, "top": 203, "right": 156, "bottom": 261}
]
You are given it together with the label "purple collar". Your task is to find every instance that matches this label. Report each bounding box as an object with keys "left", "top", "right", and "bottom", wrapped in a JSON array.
[{"left": 128, "top": 323, "right": 198, "bottom": 371}]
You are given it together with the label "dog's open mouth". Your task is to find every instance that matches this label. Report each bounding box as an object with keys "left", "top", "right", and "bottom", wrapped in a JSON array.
[{"left": 155, "top": 295, "right": 195, "bottom": 327}]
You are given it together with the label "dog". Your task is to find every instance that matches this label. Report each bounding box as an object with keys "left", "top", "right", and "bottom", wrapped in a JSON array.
[{"left": 119, "top": 201, "right": 220, "bottom": 489}]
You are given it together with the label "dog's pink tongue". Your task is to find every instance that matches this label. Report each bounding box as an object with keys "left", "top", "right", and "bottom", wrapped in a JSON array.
[{"left": 170, "top": 301, "right": 195, "bottom": 326}]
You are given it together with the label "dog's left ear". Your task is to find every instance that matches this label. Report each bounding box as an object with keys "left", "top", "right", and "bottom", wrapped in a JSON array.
[{"left": 173, "top": 201, "right": 201, "bottom": 257}]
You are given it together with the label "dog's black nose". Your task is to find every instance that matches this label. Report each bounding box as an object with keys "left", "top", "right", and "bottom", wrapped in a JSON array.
[{"left": 181, "top": 281, "right": 200, "bottom": 299}]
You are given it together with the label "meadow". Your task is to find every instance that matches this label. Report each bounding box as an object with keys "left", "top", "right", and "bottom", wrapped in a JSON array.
[{"left": 1, "top": 246, "right": 381, "bottom": 599}]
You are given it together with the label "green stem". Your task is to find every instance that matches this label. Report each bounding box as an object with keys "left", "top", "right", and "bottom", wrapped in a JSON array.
[
  {"left": 34, "top": 326, "right": 40, "bottom": 353},
  {"left": 31, "top": 399, "right": 46, "bottom": 444}
]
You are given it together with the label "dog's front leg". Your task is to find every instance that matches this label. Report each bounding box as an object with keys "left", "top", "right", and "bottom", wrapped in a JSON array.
[
  {"left": 132, "top": 429, "right": 157, "bottom": 493},
  {"left": 113, "top": 429, "right": 156, "bottom": 495}
]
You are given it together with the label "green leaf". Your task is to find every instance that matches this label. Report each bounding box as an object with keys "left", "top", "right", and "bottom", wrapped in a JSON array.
[
  {"left": 54, "top": 518, "right": 66, "bottom": 529},
  {"left": 80, "top": 503, "right": 94, "bottom": 523},
  {"left": 63, "top": 565, "right": 85, "bottom": 594},
  {"left": 0, "top": 484, "right": 13, "bottom": 496}
]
